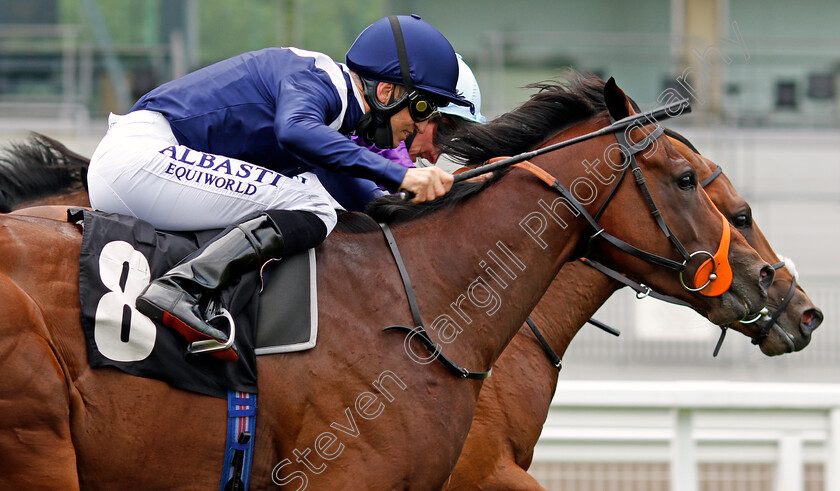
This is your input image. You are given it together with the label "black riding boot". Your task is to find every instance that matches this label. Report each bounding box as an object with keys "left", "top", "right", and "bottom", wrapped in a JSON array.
[{"left": 136, "top": 210, "right": 327, "bottom": 361}]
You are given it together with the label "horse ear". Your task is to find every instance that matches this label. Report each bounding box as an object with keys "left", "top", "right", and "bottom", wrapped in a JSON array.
[{"left": 604, "top": 77, "right": 632, "bottom": 120}]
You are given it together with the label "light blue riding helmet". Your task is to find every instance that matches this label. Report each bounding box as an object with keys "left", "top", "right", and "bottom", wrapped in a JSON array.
[{"left": 439, "top": 54, "right": 486, "bottom": 124}]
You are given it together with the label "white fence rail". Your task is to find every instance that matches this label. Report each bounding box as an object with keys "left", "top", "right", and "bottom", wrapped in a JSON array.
[{"left": 531, "top": 381, "right": 840, "bottom": 491}]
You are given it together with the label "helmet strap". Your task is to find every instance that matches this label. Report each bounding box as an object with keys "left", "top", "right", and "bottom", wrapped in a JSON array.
[
  {"left": 352, "top": 16, "right": 419, "bottom": 149},
  {"left": 403, "top": 130, "right": 418, "bottom": 151},
  {"left": 389, "top": 16, "right": 415, "bottom": 92},
  {"left": 355, "top": 78, "right": 409, "bottom": 149}
]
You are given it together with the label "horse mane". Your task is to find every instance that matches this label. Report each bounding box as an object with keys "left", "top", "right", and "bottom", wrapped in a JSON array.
[
  {"left": 0, "top": 132, "right": 90, "bottom": 212},
  {"left": 367, "top": 71, "right": 609, "bottom": 224},
  {"left": 333, "top": 210, "right": 381, "bottom": 233},
  {"left": 366, "top": 172, "right": 505, "bottom": 223}
]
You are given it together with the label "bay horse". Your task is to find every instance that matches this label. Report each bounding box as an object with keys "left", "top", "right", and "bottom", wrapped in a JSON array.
[
  {"left": 445, "top": 129, "right": 823, "bottom": 489},
  {"left": 0, "top": 132, "right": 90, "bottom": 211},
  {"left": 0, "top": 77, "right": 773, "bottom": 489}
]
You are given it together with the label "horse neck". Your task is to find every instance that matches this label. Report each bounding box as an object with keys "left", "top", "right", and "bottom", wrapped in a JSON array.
[
  {"left": 529, "top": 260, "right": 620, "bottom": 360},
  {"left": 387, "top": 151, "right": 613, "bottom": 373}
]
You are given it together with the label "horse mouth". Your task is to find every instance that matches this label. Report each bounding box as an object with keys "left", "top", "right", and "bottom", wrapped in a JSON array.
[
  {"left": 731, "top": 292, "right": 759, "bottom": 324},
  {"left": 756, "top": 323, "right": 796, "bottom": 356}
]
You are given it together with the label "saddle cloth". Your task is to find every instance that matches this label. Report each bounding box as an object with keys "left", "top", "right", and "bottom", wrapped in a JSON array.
[{"left": 71, "top": 209, "right": 317, "bottom": 398}]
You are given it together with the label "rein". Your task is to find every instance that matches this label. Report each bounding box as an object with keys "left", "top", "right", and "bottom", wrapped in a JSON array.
[
  {"left": 507, "top": 128, "right": 689, "bottom": 273},
  {"left": 521, "top": 155, "right": 735, "bottom": 364},
  {"left": 578, "top": 165, "right": 784, "bottom": 357},
  {"left": 383, "top": 99, "right": 736, "bottom": 377},
  {"left": 451, "top": 98, "right": 691, "bottom": 183}
]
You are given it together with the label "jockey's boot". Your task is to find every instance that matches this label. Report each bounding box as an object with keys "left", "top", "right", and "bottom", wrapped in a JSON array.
[{"left": 136, "top": 210, "right": 327, "bottom": 362}]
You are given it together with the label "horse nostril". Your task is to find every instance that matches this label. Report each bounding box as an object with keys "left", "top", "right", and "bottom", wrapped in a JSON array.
[
  {"left": 800, "top": 308, "right": 824, "bottom": 335},
  {"left": 759, "top": 264, "right": 775, "bottom": 292}
]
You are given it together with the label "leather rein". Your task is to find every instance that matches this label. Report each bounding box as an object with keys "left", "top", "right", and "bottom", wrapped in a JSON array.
[
  {"left": 378, "top": 99, "right": 739, "bottom": 378},
  {"left": 509, "top": 123, "right": 728, "bottom": 370},
  {"left": 528, "top": 164, "right": 791, "bottom": 369}
]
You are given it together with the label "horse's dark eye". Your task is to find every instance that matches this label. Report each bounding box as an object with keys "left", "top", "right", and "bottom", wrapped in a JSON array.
[
  {"left": 732, "top": 213, "right": 752, "bottom": 228},
  {"left": 677, "top": 172, "right": 697, "bottom": 190}
]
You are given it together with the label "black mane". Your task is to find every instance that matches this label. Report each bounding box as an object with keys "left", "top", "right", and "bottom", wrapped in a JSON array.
[
  {"left": 366, "top": 172, "right": 505, "bottom": 223},
  {"left": 0, "top": 133, "right": 90, "bottom": 212},
  {"left": 367, "top": 71, "right": 610, "bottom": 223},
  {"left": 332, "top": 209, "right": 381, "bottom": 234}
]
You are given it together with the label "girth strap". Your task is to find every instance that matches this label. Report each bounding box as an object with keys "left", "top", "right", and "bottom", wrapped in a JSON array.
[
  {"left": 378, "top": 223, "right": 491, "bottom": 380},
  {"left": 220, "top": 391, "right": 257, "bottom": 491}
]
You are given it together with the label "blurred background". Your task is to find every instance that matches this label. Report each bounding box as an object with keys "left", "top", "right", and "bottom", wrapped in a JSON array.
[{"left": 1, "top": 1, "right": 839, "bottom": 489}]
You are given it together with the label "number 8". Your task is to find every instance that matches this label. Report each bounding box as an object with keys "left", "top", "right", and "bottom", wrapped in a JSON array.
[{"left": 93, "top": 240, "right": 156, "bottom": 362}]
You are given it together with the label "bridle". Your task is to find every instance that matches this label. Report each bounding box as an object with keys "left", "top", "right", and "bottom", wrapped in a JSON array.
[
  {"left": 698, "top": 165, "right": 794, "bottom": 354},
  {"left": 525, "top": 161, "right": 776, "bottom": 370},
  {"left": 744, "top": 263, "right": 795, "bottom": 345},
  {"left": 479, "top": 108, "right": 741, "bottom": 370},
  {"left": 565, "top": 164, "right": 787, "bottom": 363},
  {"left": 385, "top": 98, "right": 735, "bottom": 378},
  {"left": 386, "top": 100, "right": 778, "bottom": 378},
  {"left": 507, "top": 114, "right": 731, "bottom": 294}
]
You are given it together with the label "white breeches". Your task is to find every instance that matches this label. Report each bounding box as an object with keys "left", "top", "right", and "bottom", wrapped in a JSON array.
[{"left": 87, "top": 110, "right": 337, "bottom": 232}]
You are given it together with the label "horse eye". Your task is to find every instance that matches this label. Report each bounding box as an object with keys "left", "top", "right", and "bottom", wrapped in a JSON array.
[
  {"left": 732, "top": 213, "right": 752, "bottom": 228},
  {"left": 677, "top": 172, "right": 697, "bottom": 190}
]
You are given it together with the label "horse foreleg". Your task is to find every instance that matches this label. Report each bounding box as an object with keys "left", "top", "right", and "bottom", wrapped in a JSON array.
[
  {"left": 478, "top": 464, "right": 548, "bottom": 491},
  {"left": 0, "top": 280, "right": 79, "bottom": 490},
  {"left": 445, "top": 458, "right": 547, "bottom": 491}
]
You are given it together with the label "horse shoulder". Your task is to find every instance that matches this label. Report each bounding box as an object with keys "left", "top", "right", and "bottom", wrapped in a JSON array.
[{"left": 0, "top": 273, "right": 80, "bottom": 488}]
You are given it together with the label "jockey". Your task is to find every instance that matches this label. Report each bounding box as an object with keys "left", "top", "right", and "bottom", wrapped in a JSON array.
[
  {"left": 313, "top": 54, "right": 486, "bottom": 211},
  {"left": 407, "top": 53, "right": 486, "bottom": 164},
  {"left": 86, "top": 15, "right": 469, "bottom": 361}
]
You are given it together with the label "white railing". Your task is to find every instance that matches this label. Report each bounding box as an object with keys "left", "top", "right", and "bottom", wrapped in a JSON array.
[
  {"left": 531, "top": 380, "right": 840, "bottom": 491},
  {"left": 562, "top": 282, "right": 839, "bottom": 372}
]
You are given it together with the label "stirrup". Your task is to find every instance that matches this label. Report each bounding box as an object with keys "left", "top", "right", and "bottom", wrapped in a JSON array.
[{"left": 188, "top": 307, "right": 236, "bottom": 355}]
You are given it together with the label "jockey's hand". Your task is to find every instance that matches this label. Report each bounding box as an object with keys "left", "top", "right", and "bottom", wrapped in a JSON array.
[{"left": 399, "top": 167, "right": 454, "bottom": 203}]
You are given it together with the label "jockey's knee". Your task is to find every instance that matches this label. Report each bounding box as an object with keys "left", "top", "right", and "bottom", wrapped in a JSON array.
[
  {"left": 264, "top": 208, "right": 330, "bottom": 253},
  {"left": 287, "top": 193, "right": 337, "bottom": 235}
]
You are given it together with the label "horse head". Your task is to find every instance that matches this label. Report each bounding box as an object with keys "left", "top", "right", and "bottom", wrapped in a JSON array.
[
  {"left": 666, "top": 137, "right": 823, "bottom": 354},
  {"left": 531, "top": 76, "right": 774, "bottom": 326}
]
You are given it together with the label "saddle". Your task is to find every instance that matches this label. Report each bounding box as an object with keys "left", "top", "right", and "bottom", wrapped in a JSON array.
[{"left": 71, "top": 209, "right": 317, "bottom": 398}]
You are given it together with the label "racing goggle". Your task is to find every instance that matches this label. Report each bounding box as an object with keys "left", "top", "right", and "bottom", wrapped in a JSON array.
[{"left": 406, "top": 91, "right": 440, "bottom": 122}]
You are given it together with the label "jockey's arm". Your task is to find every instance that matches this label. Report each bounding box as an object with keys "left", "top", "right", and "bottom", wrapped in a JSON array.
[
  {"left": 273, "top": 75, "right": 407, "bottom": 192},
  {"left": 313, "top": 169, "right": 384, "bottom": 212}
]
